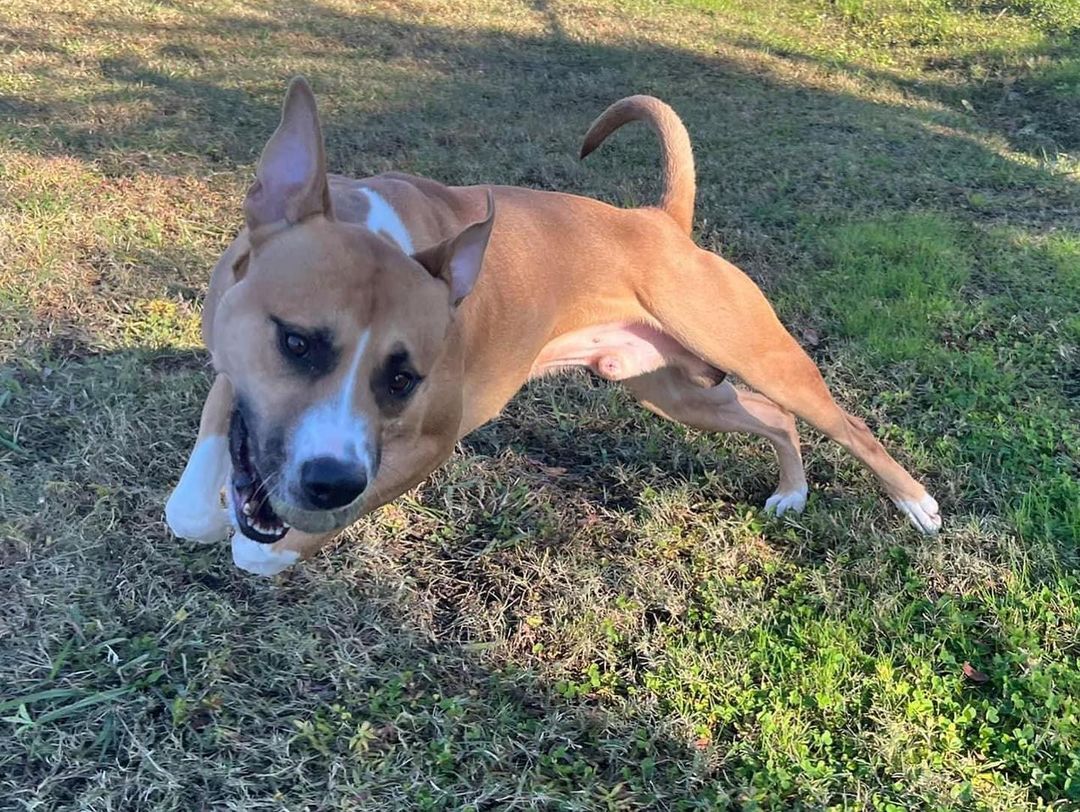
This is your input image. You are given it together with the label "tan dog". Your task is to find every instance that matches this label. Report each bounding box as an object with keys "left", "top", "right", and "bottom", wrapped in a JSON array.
[{"left": 165, "top": 78, "right": 940, "bottom": 576}]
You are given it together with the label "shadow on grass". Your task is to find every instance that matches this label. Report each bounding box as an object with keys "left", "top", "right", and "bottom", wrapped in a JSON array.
[
  {"left": 726, "top": 25, "right": 1080, "bottom": 160},
  {"left": 0, "top": 346, "right": 766, "bottom": 808},
  {"left": 3, "top": 337, "right": 1076, "bottom": 806},
  {"left": 2, "top": 2, "right": 1076, "bottom": 236}
]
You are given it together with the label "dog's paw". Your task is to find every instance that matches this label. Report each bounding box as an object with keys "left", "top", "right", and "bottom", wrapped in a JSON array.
[
  {"left": 165, "top": 490, "right": 232, "bottom": 543},
  {"left": 764, "top": 486, "right": 809, "bottom": 517},
  {"left": 893, "top": 493, "right": 941, "bottom": 535},
  {"left": 232, "top": 533, "right": 299, "bottom": 577}
]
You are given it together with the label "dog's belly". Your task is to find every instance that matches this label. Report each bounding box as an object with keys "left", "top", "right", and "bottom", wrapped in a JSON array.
[{"left": 529, "top": 322, "right": 721, "bottom": 384}]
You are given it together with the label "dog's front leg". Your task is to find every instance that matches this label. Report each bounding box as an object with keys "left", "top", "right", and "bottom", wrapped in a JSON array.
[{"left": 165, "top": 374, "right": 234, "bottom": 543}]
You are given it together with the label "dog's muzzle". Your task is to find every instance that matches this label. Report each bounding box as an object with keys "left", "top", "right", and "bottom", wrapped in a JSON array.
[{"left": 227, "top": 410, "right": 370, "bottom": 541}]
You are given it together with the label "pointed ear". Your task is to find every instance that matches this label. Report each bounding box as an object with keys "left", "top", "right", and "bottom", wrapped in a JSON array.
[
  {"left": 413, "top": 190, "right": 495, "bottom": 306},
  {"left": 244, "top": 77, "right": 331, "bottom": 231}
]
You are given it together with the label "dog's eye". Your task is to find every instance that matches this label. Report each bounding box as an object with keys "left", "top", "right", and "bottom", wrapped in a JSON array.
[
  {"left": 284, "top": 332, "right": 309, "bottom": 358},
  {"left": 387, "top": 370, "right": 417, "bottom": 398},
  {"left": 271, "top": 317, "right": 337, "bottom": 376},
  {"left": 373, "top": 349, "right": 423, "bottom": 410}
]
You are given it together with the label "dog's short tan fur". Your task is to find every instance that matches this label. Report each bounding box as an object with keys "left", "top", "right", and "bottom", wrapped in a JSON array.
[{"left": 166, "top": 78, "right": 940, "bottom": 575}]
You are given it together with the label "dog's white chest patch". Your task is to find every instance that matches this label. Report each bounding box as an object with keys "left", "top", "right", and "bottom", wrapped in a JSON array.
[{"left": 359, "top": 188, "right": 413, "bottom": 254}]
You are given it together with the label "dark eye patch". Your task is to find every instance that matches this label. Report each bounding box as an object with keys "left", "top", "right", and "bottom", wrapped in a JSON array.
[
  {"left": 371, "top": 346, "right": 424, "bottom": 414},
  {"left": 271, "top": 317, "right": 338, "bottom": 377}
]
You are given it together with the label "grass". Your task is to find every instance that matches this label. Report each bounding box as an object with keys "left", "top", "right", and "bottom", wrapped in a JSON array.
[{"left": 1, "top": 0, "right": 1078, "bottom": 808}]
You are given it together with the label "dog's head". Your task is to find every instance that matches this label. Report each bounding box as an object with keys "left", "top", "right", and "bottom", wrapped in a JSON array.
[{"left": 211, "top": 78, "right": 493, "bottom": 542}]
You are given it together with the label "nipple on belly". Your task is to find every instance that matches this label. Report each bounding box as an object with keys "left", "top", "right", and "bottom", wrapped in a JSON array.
[{"left": 593, "top": 353, "right": 625, "bottom": 380}]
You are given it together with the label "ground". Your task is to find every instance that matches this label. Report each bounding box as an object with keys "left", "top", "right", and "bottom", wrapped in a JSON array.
[{"left": 1, "top": 0, "right": 1078, "bottom": 809}]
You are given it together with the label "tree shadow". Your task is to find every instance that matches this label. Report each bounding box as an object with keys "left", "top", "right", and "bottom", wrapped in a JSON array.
[
  {"left": 0, "top": 344, "right": 755, "bottom": 807},
  {"left": 2, "top": 1, "right": 1076, "bottom": 241},
  {"left": 725, "top": 26, "right": 1080, "bottom": 160},
  {"left": 3, "top": 334, "right": 1075, "bottom": 805}
]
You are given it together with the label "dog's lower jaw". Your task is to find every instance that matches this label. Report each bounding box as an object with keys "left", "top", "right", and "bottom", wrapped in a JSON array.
[
  {"left": 271, "top": 494, "right": 365, "bottom": 535},
  {"left": 232, "top": 532, "right": 299, "bottom": 576}
]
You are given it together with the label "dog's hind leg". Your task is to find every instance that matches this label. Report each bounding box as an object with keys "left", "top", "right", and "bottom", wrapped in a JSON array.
[
  {"left": 625, "top": 368, "right": 809, "bottom": 515},
  {"left": 166, "top": 374, "right": 234, "bottom": 543},
  {"left": 643, "top": 249, "right": 940, "bottom": 533}
]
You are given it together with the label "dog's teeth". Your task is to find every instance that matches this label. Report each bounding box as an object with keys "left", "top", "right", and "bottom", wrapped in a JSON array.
[{"left": 242, "top": 501, "right": 254, "bottom": 516}]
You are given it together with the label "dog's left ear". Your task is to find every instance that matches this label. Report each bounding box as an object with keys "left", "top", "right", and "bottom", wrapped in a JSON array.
[
  {"left": 245, "top": 76, "right": 332, "bottom": 231},
  {"left": 413, "top": 190, "right": 495, "bottom": 306}
]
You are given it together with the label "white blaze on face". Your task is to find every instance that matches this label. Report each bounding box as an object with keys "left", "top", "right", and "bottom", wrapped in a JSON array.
[
  {"left": 289, "top": 329, "right": 373, "bottom": 484},
  {"left": 359, "top": 188, "right": 413, "bottom": 253}
]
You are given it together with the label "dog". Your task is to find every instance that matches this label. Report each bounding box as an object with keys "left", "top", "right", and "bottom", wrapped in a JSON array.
[{"left": 165, "top": 78, "right": 941, "bottom": 576}]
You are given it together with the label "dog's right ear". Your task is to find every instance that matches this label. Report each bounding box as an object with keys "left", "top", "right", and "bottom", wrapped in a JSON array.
[{"left": 245, "top": 77, "right": 332, "bottom": 232}]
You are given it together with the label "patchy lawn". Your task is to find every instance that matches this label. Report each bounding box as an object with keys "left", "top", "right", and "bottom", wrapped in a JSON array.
[{"left": 1, "top": 0, "right": 1077, "bottom": 809}]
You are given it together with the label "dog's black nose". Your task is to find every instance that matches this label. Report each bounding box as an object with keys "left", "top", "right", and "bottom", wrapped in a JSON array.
[{"left": 300, "top": 457, "right": 367, "bottom": 510}]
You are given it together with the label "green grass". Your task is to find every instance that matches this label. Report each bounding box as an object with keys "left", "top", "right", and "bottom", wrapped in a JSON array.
[
  {"left": 1, "top": 0, "right": 1078, "bottom": 809},
  {"left": 816, "top": 214, "right": 971, "bottom": 362}
]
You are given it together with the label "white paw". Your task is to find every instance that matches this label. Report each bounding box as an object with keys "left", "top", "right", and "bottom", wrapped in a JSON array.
[
  {"left": 764, "top": 486, "right": 809, "bottom": 517},
  {"left": 165, "top": 489, "right": 232, "bottom": 543},
  {"left": 166, "top": 436, "right": 232, "bottom": 543},
  {"left": 232, "top": 533, "right": 299, "bottom": 577},
  {"left": 893, "top": 493, "right": 942, "bottom": 535}
]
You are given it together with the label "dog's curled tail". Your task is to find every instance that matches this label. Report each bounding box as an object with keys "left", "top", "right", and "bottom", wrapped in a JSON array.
[{"left": 579, "top": 95, "right": 695, "bottom": 234}]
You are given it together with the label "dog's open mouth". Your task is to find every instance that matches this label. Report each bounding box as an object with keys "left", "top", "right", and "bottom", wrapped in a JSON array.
[{"left": 228, "top": 410, "right": 289, "bottom": 544}]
